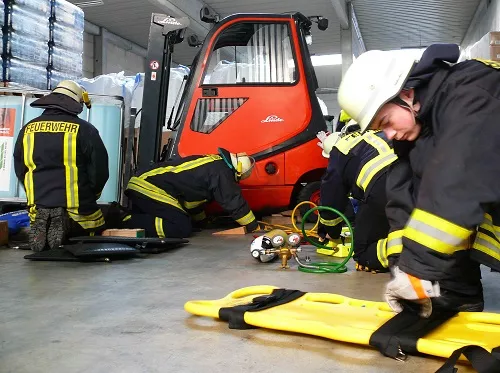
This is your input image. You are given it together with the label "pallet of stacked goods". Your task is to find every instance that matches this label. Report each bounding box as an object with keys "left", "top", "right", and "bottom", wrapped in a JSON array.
[
  {"left": 2, "top": 0, "right": 51, "bottom": 89},
  {"left": 48, "top": 0, "right": 84, "bottom": 89}
]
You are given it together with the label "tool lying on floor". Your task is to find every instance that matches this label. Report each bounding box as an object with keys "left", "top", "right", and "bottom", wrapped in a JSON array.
[
  {"left": 252, "top": 205, "right": 354, "bottom": 274},
  {"left": 184, "top": 285, "right": 500, "bottom": 372}
]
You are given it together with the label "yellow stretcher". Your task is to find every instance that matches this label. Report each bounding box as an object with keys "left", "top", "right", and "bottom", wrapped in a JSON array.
[{"left": 184, "top": 285, "right": 500, "bottom": 363}]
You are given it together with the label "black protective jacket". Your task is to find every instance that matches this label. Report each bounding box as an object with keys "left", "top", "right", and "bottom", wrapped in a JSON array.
[
  {"left": 385, "top": 45, "right": 500, "bottom": 285},
  {"left": 319, "top": 130, "right": 396, "bottom": 238},
  {"left": 125, "top": 154, "right": 258, "bottom": 231},
  {"left": 13, "top": 94, "right": 109, "bottom": 230}
]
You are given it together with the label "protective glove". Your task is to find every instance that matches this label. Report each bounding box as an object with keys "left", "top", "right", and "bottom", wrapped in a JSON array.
[
  {"left": 384, "top": 266, "right": 440, "bottom": 318},
  {"left": 316, "top": 131, "right": 329, "bottom": 149}
]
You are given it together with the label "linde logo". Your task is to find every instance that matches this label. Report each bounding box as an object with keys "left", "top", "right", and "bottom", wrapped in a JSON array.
[
  {"left": 261, "top": 115, "right": 284, "bottom": 123},
  {"left": 158, "top": 17, "right": 181, "bottom": 26}
]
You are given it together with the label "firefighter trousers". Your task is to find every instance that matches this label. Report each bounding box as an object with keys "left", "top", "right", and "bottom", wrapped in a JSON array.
[
  {"left": 123, "top": 194, "right": 192, "bottom": 238},
  {"left": 352, "top": 176, "right": 390, "bottom": 272}
]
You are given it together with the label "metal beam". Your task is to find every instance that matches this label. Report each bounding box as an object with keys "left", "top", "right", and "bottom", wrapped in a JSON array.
[
  {"left": 147, "top": 0, "right": 218, "bottom": 37},
  {"left": 330, "top": 0, "right": 349, "bottom": 29},
  {"left": 350, "top": 2, "right": 366, "bottom": 55}
]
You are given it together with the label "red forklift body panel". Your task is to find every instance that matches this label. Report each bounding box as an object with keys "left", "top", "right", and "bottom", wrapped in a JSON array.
[
  {"left": 177, "top": 17, "right": 312, "bottom": 157},
  {"left": 170, "top": 13, "right": 329, "bottom": 212}
]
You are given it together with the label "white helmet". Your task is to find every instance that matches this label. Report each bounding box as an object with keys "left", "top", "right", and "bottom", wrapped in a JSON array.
[
  {"left": 53, "top": 80, "right": 91, "bottom": 109},
  {"left": 338, "top": 50, "right": 418, "bottom": 132},
  {"left": 230, "top": 152, "right": 255, "bottom": 181},
  {"left": 321, "top": 133, "right": 342, "bottom": 158}
]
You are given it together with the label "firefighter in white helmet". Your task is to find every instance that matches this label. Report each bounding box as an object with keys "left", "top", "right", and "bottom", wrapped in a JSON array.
[
  {"left": 338, "top": 43, "right": 500, "bottom": 317},
  {"left": 317, "top": 120, "right": 396, "bottom": 273},
  {"left": 13, "top": 80, "right": 108, "bottom": 252},
  {"left": 124, "top": 148, "right": 259, "bottom": 238}
]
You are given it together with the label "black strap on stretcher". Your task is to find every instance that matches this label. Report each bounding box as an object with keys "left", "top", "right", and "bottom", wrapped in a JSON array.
[
  {"left": 369, "top": 304, "right": 500, "bottom": 372},
  {"left": 218, "top": 288, "right": 306, "bottom": 329},
  {"left": 369, "top": 306, "right": 458, "bottom": 360},
  {"left": 436, "top": 345, "right": 500, "bottom": 373}
]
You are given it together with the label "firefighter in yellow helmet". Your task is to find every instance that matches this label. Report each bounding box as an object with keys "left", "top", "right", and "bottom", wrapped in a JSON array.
[
  {"left": 13, "top": 80, "right": 109, "bottom": 252},
  {"left": 317, "top": 120, "right": 396, "bottom": 273},
  {"left": 338, "top": 43, "right": 499, "bottom": 317},
  {"left": 123, "top": 148, "right": 259, "bottom": 238}
]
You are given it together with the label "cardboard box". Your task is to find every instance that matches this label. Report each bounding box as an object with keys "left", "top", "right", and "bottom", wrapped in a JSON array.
[
  {"left": 490, "top": 45, "right": 500, "bottom": 61},
  {"left": 488, "top": 31, "right": 500, "bottom": 45},
  {"left": 0, "top": 221, "right": 8, "bottom": 246},
  {"left": 101, "top": 229, "right": 145, "bottom": 238}
]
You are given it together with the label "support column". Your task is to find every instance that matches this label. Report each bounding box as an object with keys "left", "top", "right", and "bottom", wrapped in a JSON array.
[{"left": 340, "top": 7, "right": 352, "bottom": 78}]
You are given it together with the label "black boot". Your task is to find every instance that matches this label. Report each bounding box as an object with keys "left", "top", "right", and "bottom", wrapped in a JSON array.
[
  {"left": 29, "top": 208, "right": 50, "bottom": 252},
  {"left": 47, "top": 208, "right": 70, "bottom": 249}
]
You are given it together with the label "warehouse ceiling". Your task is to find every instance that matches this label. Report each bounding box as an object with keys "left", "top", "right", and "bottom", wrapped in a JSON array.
[
  {"left": 70, "top": 0, "right": 481, "bottom": 88},
  {"left": 352, "top": 0, "right": 481, "bottom": 50}
]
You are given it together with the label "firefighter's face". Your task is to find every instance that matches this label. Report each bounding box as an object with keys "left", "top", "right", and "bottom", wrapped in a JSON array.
[{"left": 371, "top": 90, "right": 421, "bottom": 141}]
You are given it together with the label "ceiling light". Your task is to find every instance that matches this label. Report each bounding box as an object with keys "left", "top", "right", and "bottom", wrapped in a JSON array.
[
  {"left": 311, "top": 54, "right": 342, "bottom": 66},
  {"left": 74, "top": 0, "right": 104, "bottom": 7}
]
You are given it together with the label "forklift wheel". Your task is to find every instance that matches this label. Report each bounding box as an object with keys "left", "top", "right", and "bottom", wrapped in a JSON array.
[{"left": 296, "top": 181, "right": 321, "bottom": 223}]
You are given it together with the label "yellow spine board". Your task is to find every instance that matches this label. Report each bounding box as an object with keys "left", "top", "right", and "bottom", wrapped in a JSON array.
[{"left": 184, "top": 285, "right": 500, "bottom": 361}]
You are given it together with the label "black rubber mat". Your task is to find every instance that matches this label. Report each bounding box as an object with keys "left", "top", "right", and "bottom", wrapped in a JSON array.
[
  {"left": 69, "top": 236, "right": 188, "bottom": 253},
  {"left": 24, "top": 249, "right": 79, "bottom": 262},
  {"left": 69, "top": 236, "right": 189, "bottom": 245},
  {"left": 24, "top": 243, "right": 140, "bottom": 262}
]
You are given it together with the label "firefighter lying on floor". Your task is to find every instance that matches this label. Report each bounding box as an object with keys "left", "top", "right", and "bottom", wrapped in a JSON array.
[
  {"left": 13, "top": 80, "right": 109, "bottom": 252},
  {"left": 338, "top": 43, "right": 500, "bottom": 317},
  {"left": 317, "top": 122, "right": 397, "bottom": 273},
  {"left": 123, "top": 148, "right": 259, "bottom": 238}
]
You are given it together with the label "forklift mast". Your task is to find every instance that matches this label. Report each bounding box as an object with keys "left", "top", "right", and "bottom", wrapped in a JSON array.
[{"left": 137, "top": 14, "right": 189, "bottom": 170}]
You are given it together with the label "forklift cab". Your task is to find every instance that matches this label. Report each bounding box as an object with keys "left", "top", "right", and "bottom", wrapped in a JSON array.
[{"left": 139, "top": 12, "right": 330, "bottom": 214}]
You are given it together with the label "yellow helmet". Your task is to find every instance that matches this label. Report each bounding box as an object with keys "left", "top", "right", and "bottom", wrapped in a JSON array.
[
  {"left": 230, "top": 152, "right": 255, "bottom": 181},
  {"left": 53, "top": 80, "right": 91, "bottom": 109}
]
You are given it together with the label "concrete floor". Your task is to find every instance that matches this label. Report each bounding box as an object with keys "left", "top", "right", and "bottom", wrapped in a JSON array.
[{"left": 0, "top": 231, "right": 498, "bottom": 373}]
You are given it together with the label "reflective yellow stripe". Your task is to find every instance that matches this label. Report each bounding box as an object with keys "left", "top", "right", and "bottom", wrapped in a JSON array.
[
  {"left": 140, "top": 155, "right": 221, "bottom": 179},
  {"left": 363, "top": 132, "right": 391, "bottom": 154},
  {"left": 123, "top": 215, "right": 132, "bottom": 222},
  {"left": 474, "top": 58, "right": 500, "bottom": 70},
  {"left": 334, "top": 133, "right": 363, "bottom": 155},
  {"left": 155, "top": 217, "right": 165, "bottom": 238},
  {"left": 191, "top": 211, "right": 207, "bottom": 222},
  {"left": 356, "top": 151, "right": 397, "bottom": 191},
  {"left": 28, "top": 205, "right": 37, "bottom": 222},
  {"left": 63, "top": 132, "right": 79, "bottom": 211},
  {"left": 23, "top": 132, "right": 36, "bottom": 207},
  {"left": 473, "top": 231, "right": 500, "bottom": 261},
  {"left": 127, "top": 177, "right": 185, "bottom": 212},
  {"left": 184, "top": 200, "right": 207, "bottom": 209},
  {"left": 68, "top": 209, "right": 103, "bottom": 222},
  {"left": 404, "top": 209, "right": 472, "bottom": 255},
  {"left": 236, "top": 211, "right": 256, "bottom": 226},
  {"left": 376, "top": 238, "right": 389, "bottom": 268},
  {"left": 319, "top": 216, "right": 343, "bottom": 227},
  {"left": 68, "top": 209, "right": 105, "bottom": 230},
  {"left": 387, "top": 230, "right": 403, "bottom": 256}
]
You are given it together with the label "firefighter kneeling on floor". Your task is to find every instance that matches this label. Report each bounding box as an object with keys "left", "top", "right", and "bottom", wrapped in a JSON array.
[
  {"left": 123, "top": 148, "right": 260, "bottom": 238},
  {"left": 317, "top": 121, "right": 397, "bottom": 273},
  {"left": 13, "top": 80, "right": 109, "bottom": 252},
  {"left": 338, "top": 43, "right": 500, "bottom": 317}
]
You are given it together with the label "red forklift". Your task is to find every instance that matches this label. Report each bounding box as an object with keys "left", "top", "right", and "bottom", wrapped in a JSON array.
[{"left": 136, "top": 10, "right": 332, "bottom": 218}]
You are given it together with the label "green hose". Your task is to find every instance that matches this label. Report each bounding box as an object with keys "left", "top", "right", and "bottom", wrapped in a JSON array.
[{"left": 299, "top": 206, "right": 354, "bottom": 274}]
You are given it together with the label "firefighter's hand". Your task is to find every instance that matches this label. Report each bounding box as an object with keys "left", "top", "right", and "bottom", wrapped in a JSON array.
[{"left": 384, "top": 266, "right": 440, "bottom": 318}]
